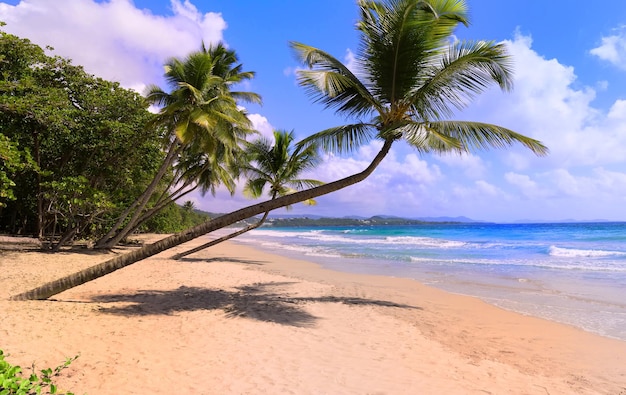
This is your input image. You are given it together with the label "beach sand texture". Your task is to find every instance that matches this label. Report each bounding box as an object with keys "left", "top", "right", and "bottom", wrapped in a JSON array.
[{"left": 1, "top": 235, "right": 625, "bottom": 394}]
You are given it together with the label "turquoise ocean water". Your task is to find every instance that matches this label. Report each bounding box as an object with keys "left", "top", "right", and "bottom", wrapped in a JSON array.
[{"left": 232, "top": 222, "right": 626, "bottom": 341}]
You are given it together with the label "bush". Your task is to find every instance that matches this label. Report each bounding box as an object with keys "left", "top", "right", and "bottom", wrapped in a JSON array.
[{"left": 0, "top": 350, "right": 78, "bottom": 395}]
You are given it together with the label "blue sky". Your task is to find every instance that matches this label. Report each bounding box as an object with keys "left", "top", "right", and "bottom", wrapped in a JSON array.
[{"left": 2, "top": 0, "right": 626, "bottom": 222}]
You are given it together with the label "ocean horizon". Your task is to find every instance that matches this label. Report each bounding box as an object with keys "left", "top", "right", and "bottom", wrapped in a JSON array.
[{"left": 228, "top": 221, "right": 626, "bottom": 342}]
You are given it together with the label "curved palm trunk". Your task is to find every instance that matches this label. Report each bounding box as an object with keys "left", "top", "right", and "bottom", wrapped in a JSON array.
[
  {"left": 122, "top": 183, "right": 199, "bottom": 238},
  {"left": 94, "top": 140, "right": 181, "bottom": 249},
  {"left": 10, "top": 139, "right": 393, "bottom": 301},
  {"left": 171, "top": 211, "right": 270, "bottom": 260}
]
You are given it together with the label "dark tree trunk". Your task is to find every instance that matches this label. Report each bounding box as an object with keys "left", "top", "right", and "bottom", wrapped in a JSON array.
[
  {"left": 94, "top": 140, "right": 181, "bottom": 248},
  {"left": 10, "top": 139, "right": 393, "bottom": 301},
  {"left": 171, "top": 211, "right": 270, "bottom": 260},
  {"left": 34, "top": 130, "right": 43, "bottom": 239},
  {"left": 51, "top": 226, "right": 78, "bottom": 252}
]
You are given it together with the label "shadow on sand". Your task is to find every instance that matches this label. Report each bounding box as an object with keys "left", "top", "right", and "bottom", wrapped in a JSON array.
[{"left": 89, "top": 282, "right": 420, "bottom": 328}]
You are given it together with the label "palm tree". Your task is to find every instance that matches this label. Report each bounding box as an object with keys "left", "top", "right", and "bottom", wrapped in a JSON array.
[
  {"left": 171, "top": 129, "right": 323, "bottom": 259},
  {"left": 94, "top": 43, "right": 260, "bottom": 248},
  {"left": 115, "top": 138, "right": 246, "bottom": 237},
  {"left": 12, "top": 0, "right": 547, "bottom": 300}
]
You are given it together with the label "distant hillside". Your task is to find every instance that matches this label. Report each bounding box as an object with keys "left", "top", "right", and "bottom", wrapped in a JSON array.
[
  {"left": 194, "top": 210, "right": 485, "bottom": 227},
  {"left": 413, "top": 216, "right": 481, "bottom": 223},
  {"left": 263, "top": 215, "right": 483, "bottom": 227}
]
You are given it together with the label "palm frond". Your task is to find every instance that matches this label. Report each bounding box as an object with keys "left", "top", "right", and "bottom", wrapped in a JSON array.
[
  {"left": 297, "top": 123, "right": 378, "bottom": 154},
  {"left": 424, "top": 121, "right": 549, "bottom": 155},
  {"left": 357, "top": 0, "right": 469, "bottom": 106},
  {"left": 230, "top": 91, "right": 262, "bottom": 105},
  {"left": 401, "top": 121, "right": 463, "bottom": 152},
  {"left": 144, "top": 85, "right": 170, "bottom": 107},
  {"left": 243, "top": 178, "right": 267, "bottom": 199},
  {"left": 288, "top": 179, "right": 325, "bottom": 190},
  {"left": 290, "top": 42, "right": 380, "bottom": 118},
  {"left": 410, "top": 40, "right": 513, "bottom": 120}
]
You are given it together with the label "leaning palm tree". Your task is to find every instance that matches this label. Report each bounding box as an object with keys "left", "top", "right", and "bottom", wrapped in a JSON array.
[
  {"left": 115, "top": 138, "right": 246, "bottom": 237},
  {"left": 12, "top": 0, "right": 547, "bottom": 300},
  {"left": 94, "top": 43, "right": 260, "bottom": 248},
  {"left": 171, "top": 129, "right": 323, "bottom": 259}
]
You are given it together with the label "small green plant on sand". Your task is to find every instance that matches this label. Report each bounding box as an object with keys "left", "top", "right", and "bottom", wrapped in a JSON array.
[{"left": 0, "top": 349, "right": 79, "bottom": 395}]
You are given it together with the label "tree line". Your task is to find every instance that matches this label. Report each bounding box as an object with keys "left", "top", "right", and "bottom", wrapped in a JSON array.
[
  {"left": 5, "top": 0, "right": 549, "bottom": 300},
  {"left": 0, "top": 26, "right": 215, "bottom": 247},
  {"left": 0, "top": 30, "right": 318, "bottom": 251}
]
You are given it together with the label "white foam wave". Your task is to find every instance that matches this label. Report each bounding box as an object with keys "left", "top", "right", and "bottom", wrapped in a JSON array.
[
  {"left": 249, "top": 229, "right": 322, "bottom": 238},
  {"left": 549, "top": 246, "right": 626, "bottom": 258},
  {"left": 385, "top": 236, "right": 467, "bottom": 248},
  {"left": 256, "top": 241, "right": 341, "bottom": 258},
  {"left": 409, "top": 256, "right": 498, "bottom": 265},
  {"left": 252, "top": 229, "right": 469, "bottom": 249},
  {"left": 410, "top": 255, "right": 626, "bottom": 272}
]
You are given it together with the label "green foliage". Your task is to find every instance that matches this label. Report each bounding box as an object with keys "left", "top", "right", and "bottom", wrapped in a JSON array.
[
  {"left": 42, "top": 176, "right": 113, "bottom": 235},
  {"left": 0, "top": 349, "right": 78, "bottom": 395},
  {"left": 243, "top": 129, "right": 323, "bottom": 207},
  {"left": 292, "top": 0, "right": 547, "bottom": 157},
  {"left": 0, "top": 133, "right": 36, "bottom": 207},
  {"left": 0, "top": 29, "right": 163, "bottom": 238},
  {"left": 141, "top": 202, "right": 210, "bottom": 234}
]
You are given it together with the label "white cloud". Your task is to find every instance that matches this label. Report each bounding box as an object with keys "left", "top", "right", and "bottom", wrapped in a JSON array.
[
  {"left": 504, "top": 167, "right": 626, "bottom": 203},
  {"left": 607, "top": 99, "right": 626, "bottom": 120},
  {"left": 475, "top": 180, "right": 504, "bottom": 197},
  {"left": 504, "top": 172, "right": 547, "bottom": 199},
  {"left": 296, "top": 142, "right": 442, "bottom": 216},
  {"left": 344, "top": 48, "right": 357, "bottom": 73},
  {"left": 247, "top": 113, "right": 275, "bottom": 141},
  {"left": 435, "top": 153, "right": 486, "bottom": 179},
  {"left": 590, "top": 26, "right": 626, "bottom": 69},
  {"left": 201, "top": 30, "right": 626, "bottom": 220},
  {"left": 0, "top": 0, "right": 227, "bottom": 89},
  {"left": 466, "top": 32, "right": 626, "bottom": 170}
]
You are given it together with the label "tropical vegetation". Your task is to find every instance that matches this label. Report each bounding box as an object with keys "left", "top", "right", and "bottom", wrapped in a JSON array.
[
  {"left": 0, "top": 349, "right": 78, "bottom": 395},
  {"left": 10, "top": 0, "right": 548, "bottom": 300},
  {"left": 0, "top": 29, "right": 167, "bottom": 248},
  {"left": 172, "top": 129, "right": 322, "bottom": 259},
  {"left": 92, "top": 43, "right": 261, "bottom": 249}
]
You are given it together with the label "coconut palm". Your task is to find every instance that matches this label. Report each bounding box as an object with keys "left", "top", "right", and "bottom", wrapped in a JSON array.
[
  {"left": 94, "top": 43, "right": 260, "bottom": 248},
  {"left": 171, "top": 129, "right": 323, "bottom": 259},
  {"left": 12, "top": 0, "right": 547, "bottom": 300},
  {"left": 115, "top": 138, "right": 246, "bottom": 237}
]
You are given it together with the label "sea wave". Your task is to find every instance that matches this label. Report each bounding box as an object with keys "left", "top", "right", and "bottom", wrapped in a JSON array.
[
  {"left": 254, "top": 241, "right": 342, "bottom": 258},
  {"left": 410, "top": 255, "right": 626, "bottom": 272},
  {"left": 548, "top": 246, "right": 626, "bottom": 258},
  {"left": 250, "top": 229, "right": 323, "bottom": 238},
  {"left": 384, "top": 236, "right": 467, "bottom": 248},
  {"left": 260, "top": 231, "right": 470, "bottom": 249}
]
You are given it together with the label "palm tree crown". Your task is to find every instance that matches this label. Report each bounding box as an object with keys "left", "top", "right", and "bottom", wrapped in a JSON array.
[
  {"left": 145, "top": 43, "right": 261, "bottom": 151},
  {"left": 243, "top": 130, "right": 323, "bottom": 205},
  {"left": 291, "top": 0, "right": 548, "bottom": 157}
]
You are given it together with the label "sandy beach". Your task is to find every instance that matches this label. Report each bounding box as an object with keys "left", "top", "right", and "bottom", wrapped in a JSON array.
[{"left": 1, "top": 234, "right": 625, "bottom": 394}]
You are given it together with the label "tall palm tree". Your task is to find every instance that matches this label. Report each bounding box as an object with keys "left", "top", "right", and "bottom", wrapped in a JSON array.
[
  {"left": 12, "top": 0, "right": 547, "bottom": 300},
  {"left": 171, "top": 129, "right": 323, "bottom": 259},
  {"left": 94, "top": 43, "right": 260, "bottom": 248}
]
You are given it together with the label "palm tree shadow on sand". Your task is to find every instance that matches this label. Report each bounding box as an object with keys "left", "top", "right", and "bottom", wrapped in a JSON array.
[{"left": 89, "top": 283, "right": 420, "bottom": 328}]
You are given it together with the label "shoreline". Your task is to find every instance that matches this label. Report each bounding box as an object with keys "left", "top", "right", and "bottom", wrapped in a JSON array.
[
  {"left": 1, "top": 235, "right": 625, "bottom": 394},
  {"left": 234, "top": 227, "right": 626, "bottom": 343}
]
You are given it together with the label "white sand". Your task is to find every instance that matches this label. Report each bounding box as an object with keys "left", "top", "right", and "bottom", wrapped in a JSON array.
[{"left": 1, "top": 235, "right": 625, "bottom": 394}]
